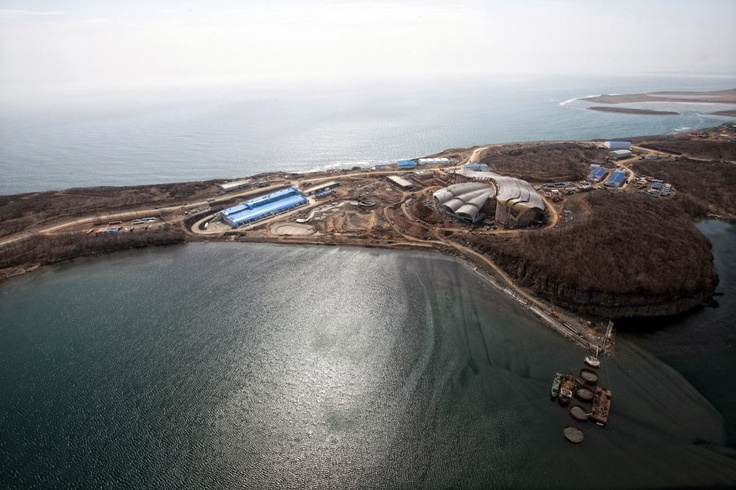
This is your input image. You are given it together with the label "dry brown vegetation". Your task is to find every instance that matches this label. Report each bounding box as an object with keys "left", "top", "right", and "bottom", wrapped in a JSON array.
[
  {"left": 0, "top": 181, "right": 220, "bottom": 238},
  {"left": 632, "top": 158, "right": 736, "bottom": 216},
  {"left": 457, "top": 191, "right": 717, "bottom": 303},
  {"left": 634, "top": 136, "right": 736, "bottom": 160},
  {"left": 475, "top": 143, "right": 603, "bottom": 181},
  {"left": 0, "top": 225, "right": 186, "bottom": 275}
]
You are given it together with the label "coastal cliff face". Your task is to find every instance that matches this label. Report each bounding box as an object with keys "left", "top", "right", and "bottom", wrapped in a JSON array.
[
  {"left": 459, "top": 191, "right": 719, "bottom": 319},
  {"left": 506, "top": 259, "right": 717, "bottom": 318}
]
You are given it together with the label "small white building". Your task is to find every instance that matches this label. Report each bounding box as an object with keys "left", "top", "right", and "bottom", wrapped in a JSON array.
[
  {"left": 413, "top": 170, "right": 434, "bottom": 179},
  {"left": 219, "top": 179, "right": 253, "bottom": 192},
  {"left": 301, "top": 181, "right": 340, "bottom": 196}
]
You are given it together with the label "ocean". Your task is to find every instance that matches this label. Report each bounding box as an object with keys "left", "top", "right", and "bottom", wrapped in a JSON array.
[
  {"left": 1, "top": 75, "right": 736, "bottom": 487},
  {"left": 1, "top": 74, "right": 735, "bottom": 195}
]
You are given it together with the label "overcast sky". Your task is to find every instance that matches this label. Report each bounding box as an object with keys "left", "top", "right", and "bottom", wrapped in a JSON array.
[{"left": 1, "top": 0, "right": 735, "bottom": 99}]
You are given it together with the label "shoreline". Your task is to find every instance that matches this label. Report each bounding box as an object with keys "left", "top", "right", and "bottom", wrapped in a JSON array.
[
  {"left": 581, "top": 88, "right": 736, "bottom": 105},
  {"left": 587, "top": 106, "right": 679, "bottom": 116},
  {"left": 577, "top": 88, "right": 736, "bottom": 118},
  {"left": 3, "top": 123, "right": 735, "bottom": 350}
]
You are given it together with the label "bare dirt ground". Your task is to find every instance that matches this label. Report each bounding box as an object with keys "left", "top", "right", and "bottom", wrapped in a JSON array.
[{"left": 270, "top": 223, "right": 315, "bottom": 236}]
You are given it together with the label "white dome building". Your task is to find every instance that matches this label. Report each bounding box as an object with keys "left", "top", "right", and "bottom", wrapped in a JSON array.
[{"left": 433, "top": 168, "right": 545, "bottom": 227}]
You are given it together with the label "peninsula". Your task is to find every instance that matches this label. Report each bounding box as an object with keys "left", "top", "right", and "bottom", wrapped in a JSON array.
[
  {"left": 2, "top": 123, "right": 735, "bottom": 350},
  {"left": 587, "top": 107, "right": 679, "bottom": 116},
  {"left": 580, "top": 88, "right": 736, "bottom": 117}
]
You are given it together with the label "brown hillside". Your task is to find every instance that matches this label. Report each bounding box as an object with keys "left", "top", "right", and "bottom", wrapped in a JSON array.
[
  {"left": 457, "top": 191, "right": 717, "bottom": 317},
  {"left": 475, "top": 142, "right": 602, "bottom": 181},
  {"left": 632, "top": 158, "right": 736, "bottom": 216}
]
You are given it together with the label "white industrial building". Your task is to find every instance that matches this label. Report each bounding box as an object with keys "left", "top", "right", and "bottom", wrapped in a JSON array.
[
  {"left": 301, "top": 181, "right": 340, "bottom": 196},
  {"left": 609, "top": 149, "right": 633, "bottom": 160},
  {"left": 604, "top": 141, "right": 632, "bottom": 150},
  {"left": 219, "top": 179, "right": 253, "bottom": 192}
]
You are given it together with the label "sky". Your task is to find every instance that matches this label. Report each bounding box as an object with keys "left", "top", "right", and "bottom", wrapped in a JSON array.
[{"left": 1, "top": 0, "right": 735, "bottom": 100}]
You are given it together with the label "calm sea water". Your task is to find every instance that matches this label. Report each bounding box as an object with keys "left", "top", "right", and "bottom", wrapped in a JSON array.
[
  {"left": 1, "top": 74, "right": 735, "bottom": 195},
  {"left": 1, "top": 228, "right": 736, "bottom": 488}
]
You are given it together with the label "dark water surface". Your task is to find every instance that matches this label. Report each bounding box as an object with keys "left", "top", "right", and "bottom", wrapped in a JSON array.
[
  {"left": 1, "top": 241, "right": 735, "bottom": 488},
  {"left": 619, "top": 220, "right": 736, "bottom": 449}
]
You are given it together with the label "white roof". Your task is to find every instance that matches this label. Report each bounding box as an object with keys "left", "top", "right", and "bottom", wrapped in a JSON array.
[{"left": 219, "top": 179, "right": 252, "bottom": 191}]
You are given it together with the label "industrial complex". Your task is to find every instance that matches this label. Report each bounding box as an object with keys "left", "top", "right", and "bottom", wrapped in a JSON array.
[
  {"left": 15, "top": 122, "right": 735, "bottom": 354},
  {"left": 433, "top": 166, "right": 545, "bottom": 227}
]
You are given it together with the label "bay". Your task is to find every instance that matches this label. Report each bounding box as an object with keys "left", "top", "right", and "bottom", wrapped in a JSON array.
[{"left": 1, "top": 241, "right": 735, "bottom": 488}]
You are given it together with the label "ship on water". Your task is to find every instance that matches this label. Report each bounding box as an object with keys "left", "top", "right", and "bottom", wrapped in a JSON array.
[
  {"left": 558, "top": 375, "right": 575, "bottom": 406},
  {"left": 591, "top": 387, "right": 612, "bottom": 426},
  {"left": 550, "top": 373, "right": 562, "bottom": 400}
]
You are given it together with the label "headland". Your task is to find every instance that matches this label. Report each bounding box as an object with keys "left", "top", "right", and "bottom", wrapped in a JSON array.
[{"left": 2, "top": 123, "right": 735, "bottom": 351}]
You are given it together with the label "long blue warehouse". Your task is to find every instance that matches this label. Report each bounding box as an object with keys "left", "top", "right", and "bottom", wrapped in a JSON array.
[
  {"left": 221, "top": 186, "right": 308, "bottom": 228},
  {"left": 397, "top": 160, "right": 417, "bottom": 169}
]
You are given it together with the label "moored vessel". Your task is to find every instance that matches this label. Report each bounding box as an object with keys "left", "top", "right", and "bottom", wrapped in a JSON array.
[
  {"left": 550, "top": 373, "right": 562, "bottom": 400},
  {"left": 580, "top": 368, "right": 599, "bottom": 384},
  {"left": 563, "top": 426, "right": 584, "bottom": 444},
  {"left": 570, "top": 405, "right": 588, "bottom": 422},
  {"left": 584, "top": 355, "right": 600, "bottom": 368},
  {"left": 590, "top": 387, "right": 612, "bottom": 426},
  {"left": 575, "top": 386, "right": 594, "bottom": 403},
  {"left": 558, "top": 375, "right": 575, "bottom": 406}
]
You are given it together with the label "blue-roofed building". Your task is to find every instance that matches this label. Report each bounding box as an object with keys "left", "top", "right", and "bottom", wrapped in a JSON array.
[
  {"left": 397, "top": 160, "right": 417, "bottom": 169},
  {"left": 587, "top": 166, "right": 608, "bottom": 182},
  {"left": 604, "top": 168, "right": 627, "bottom": 188},
  {"left": 221, "top": 186, "right": 308, "bottom": 228}
]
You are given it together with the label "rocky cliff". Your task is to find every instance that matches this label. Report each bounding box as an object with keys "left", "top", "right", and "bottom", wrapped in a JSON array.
[{"left": 504, "top": 256, "right": 717, "bottom": 318}]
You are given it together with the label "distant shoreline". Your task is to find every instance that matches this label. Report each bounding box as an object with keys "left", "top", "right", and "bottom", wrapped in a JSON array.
[
  {"left": 587, "top": 106, "right": 679, "bottom": 116},
  {"left": 581, "top": 88, "right": 736, "bottom": 105},
  {"left": 579, "top": 88, "right": 736, "bottom": 117}
]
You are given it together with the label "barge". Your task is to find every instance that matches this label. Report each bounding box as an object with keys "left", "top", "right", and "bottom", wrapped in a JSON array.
[{"left": 590, "top": 387, "right": 612, "bottom": 426}]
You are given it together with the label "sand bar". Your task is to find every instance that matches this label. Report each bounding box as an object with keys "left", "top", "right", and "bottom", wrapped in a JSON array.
[
  {"left": 587, "top": 106, "right": 679, "bottom": 116},
  {"left": 582, "top": 89, "right": 736, "bottom": 105}
]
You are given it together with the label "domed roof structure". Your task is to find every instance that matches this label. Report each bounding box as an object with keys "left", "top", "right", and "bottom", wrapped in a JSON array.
[
  {"left": 433, "top": 182, "right": 495, "bottom": 222},
  {"left": 433, "top": 169, "right": 545, "bottom": 226}
]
